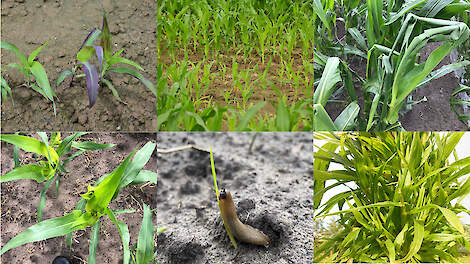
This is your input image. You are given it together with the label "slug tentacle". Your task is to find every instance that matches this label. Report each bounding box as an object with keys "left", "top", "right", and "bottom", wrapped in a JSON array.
[{"left": 219, "top": 189, "right": 270, "bottom": 246}]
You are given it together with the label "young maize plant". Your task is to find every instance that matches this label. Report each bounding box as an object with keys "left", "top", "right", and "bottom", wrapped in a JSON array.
[{"left": 314, "top": 132, "right": 470, "bottom": 263}]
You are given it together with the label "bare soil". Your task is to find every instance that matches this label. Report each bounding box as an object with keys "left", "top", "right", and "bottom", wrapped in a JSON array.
[
  {"left": 156, "top": 132, "right": 314, "bottom": 264},
  {"left": 1, "top": 0, "right": 156, "bottom": 132},
  {"left": 0, "top": 133, "right": 157, "bottom": 264}
]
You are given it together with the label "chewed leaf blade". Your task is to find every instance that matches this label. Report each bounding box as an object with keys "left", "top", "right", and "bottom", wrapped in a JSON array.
[
  {"left": 79, "top": 61, "right": 100, "bottom": 107},
  {"left": 100, "top": 11, "right": 112, "bottom": 60},
  {"left": 109, "top": 67, "right": 156, "bottom": 96}
]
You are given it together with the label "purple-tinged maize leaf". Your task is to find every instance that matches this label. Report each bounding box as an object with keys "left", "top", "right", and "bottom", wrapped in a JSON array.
[
  {"left": 78, "top": 28, "right": 101, "bottom": 53},
  {"left": 100, "top": 11, "right": 112, "bottom": 61},
  {"left": 77, "top": 46, "right": 96, "bottom": 63},
  {"left": 28, "top": 40, "right": 50, "bottom": 66},
  {"left": 94, "top": 46, "right": 104, "bottom": 73},
  {"left": 79, "top": 61, "right": 100, "bottom": 107},
  {"left": 109, "top": 67, "right": 156, "bottom": 96}
]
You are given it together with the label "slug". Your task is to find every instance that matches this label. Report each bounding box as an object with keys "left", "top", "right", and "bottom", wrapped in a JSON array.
[
  {"left": 218, "top": 189, "right": 270, "bottom": 246},
  {"left": 52, "top": 256, "right": 71, "bottom": 264}
]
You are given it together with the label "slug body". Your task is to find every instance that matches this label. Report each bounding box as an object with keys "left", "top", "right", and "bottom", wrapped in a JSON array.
[{"left": 219, "top": 189, "right": 270, "bottom": 246}]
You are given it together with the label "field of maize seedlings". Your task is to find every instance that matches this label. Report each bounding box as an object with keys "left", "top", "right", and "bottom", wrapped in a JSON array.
[
  {"left": 0, "top": 133, "right": 157, "bottom": 263},
  {"left": 156, "top": 132, "right": 314, "bottom": 263},
  {"left": 157, "top": 0, "right": 313, "bottom": 131},
  {"left": 314, "top": 132, "right": 470, "bottom": 263},
  {"left": 314, "top": 0, "right": 470, "bottom": 131},
  {"left": 0, "top": 0, "right": 156, "bottom": 131}
]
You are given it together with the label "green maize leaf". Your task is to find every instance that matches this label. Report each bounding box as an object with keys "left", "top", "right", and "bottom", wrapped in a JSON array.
[
  {"left": 313, "top": 0, "right": 331, "bottom": 32},
  {"left": 82, "top": 150, "right": 136, "bottom": 216},
  {"left": 1, "top": 74, "right": 13, "bottom": 104},
  {"left": 333, "top": 101, "right": 359, "bottom": 131},
  {"left": 1, "top": 164, "right": 48, "bottom": 183},
  {"left": 101, "top": 78, "right": 127, "bottom": 105},
  {"left": 438, "top": 3, "right": 470, "bottom": 18},
  {"left": 55, "top": 132, "right": 87, "bottom": 157},
  {"left": 56, "top": 69, "right": 73, "bottom": 88},
  {"left": 314, "top": 57, "right": 341, "bottom": 106},
  {"left": 108, "top": 56, "right": 144, "bottom": 72},
  {"left": 275, "top": 97, "right": 290, "bottom": 131},
  {"left": 118, "top": 142, "right": 156, "bottom": 190},
  {"left": 27, "top": 40, "right": 50, "bottom": 66},
  {"left": 386, "top": 0, "right": 426, "bottom": 25},
  {"left": 366, "top": 0, "right": 384, "bottom": 46},
  {"left": 235, "top": 101, "right": 266, "bottom": 131},
  {"left": 387, "top": 18, "right": 470, "bottom": 123},
  {"left": 0, "top": 210, "right": 96, "bottom": 255},
  {"left": 108, "top": 67, "right": 156, "bottom": 97},
  {"left": 0, "top": 134, "right": 59, "bottom": 164},
  {"left": 136, "top": 204, "right": 154, "bottom": 264},
  {"left": 313, "top": 104, "right": 337, "bottom": 131},
  {"left": 37, "top": 132, "right": 54, "bottom": 168},
  {"left": 185, "top": 111, "right": 209, "bottom": 131},
  {"left": 1, "top": 41, "right": 27, "bottom": 66},
  {"left": 88, "top": 220, "right": 101, "bottom": 264},
  {"left": 30, "top": 61, "right": 55, "bottom": 101},
  {"left": 419, "top": 0, "right": 454, "bottom": 18},
  {"left": 106, "top": 208, "right": 131, "bottom": 264},
  {"left": 71, "top": 141, "right": 115, "bottom": 151},
  {"left": 130, "top": 170, "right": 157, "bottom": 185},
  {"left": 37, "top": 177, "right": 55, "bottom": 222}
]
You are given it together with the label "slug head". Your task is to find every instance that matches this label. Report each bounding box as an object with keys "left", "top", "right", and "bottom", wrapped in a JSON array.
[{"left": 219, "top": 188, "right": 227, "bottom": 199}]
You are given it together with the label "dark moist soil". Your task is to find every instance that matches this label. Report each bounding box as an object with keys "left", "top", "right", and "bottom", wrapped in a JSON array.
[
  {"left": 156, "top": 132, "right": 314, "bottom": 264},
  {"left": 322, "top": 22, "right": 466, "bottom": 131},
  {"left": 158, "top": 43, "right": 312, "bottom": 117},
  {"left": 0, "top": 133, "right": 157, "bottom": 264},
  {"left": 1, "top": 0, "right": 156, "bottom": 132}
]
